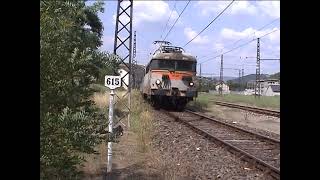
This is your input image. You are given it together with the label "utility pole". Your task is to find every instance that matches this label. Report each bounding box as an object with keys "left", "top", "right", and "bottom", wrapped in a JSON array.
[
  {"left": 241, "top": 68, "right": 244, "bottom": 90},
  {"left": 113, "top": 0, "right": 133, "bottom": 129},
  {"left": 106, "top": 89, "right": 115, "bottom": 174},
  {"left": 112, "top": 0, "right": 133, "bottom": 173},
  {"left": 199, "top": 63, "right": 202, "bottom": 91},
  {"left": 255, "top": 38, "right": 260, "bottom": 98},
  {"left": 132, "top": 31, "right": 137, "bottom": 89},
  {"left": 219, "top": 55, "right": 223, "bottom": 96},
  {"left": 238, "top": 69, "right": 241, "bottom": 91}
]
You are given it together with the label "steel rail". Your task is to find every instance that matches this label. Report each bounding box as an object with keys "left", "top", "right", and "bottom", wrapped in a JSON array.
[
  {"left": 214, "top": 101, "right": 280, "bottom": 117},
  {"left": 165, "top": 110, "right": 280, "bottom": 179}
]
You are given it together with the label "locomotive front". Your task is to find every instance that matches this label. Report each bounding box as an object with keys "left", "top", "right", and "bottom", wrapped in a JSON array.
[{"left": 141, "top": 46, "right": 197, "bottom": 110}]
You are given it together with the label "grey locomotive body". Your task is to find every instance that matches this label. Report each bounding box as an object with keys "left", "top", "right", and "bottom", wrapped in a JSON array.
[{"left": 140, "top": 45, "right": 197, "bottom": 110}]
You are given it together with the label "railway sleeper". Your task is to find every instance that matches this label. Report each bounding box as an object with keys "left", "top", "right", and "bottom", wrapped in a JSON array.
[
  {"left": 236, "top": 146, "right": 277, "bottom": 151},
  {"left": 168, "top": 111, "right": 280, "bottom": 179},
  {"left": 223, "top": 139, "right": 277, "bottom": 146}
]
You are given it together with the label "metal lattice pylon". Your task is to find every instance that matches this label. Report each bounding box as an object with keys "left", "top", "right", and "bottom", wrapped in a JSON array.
[
  {"left": 219, "top": 55, "right": 223, "bottom": 96},
  {"left": 132, "top": 31, "right": 137, "bottom": 89},
  {"left": 113, "top": 0, "right": 133, "bottom": 128},
  {"left": 255, "top": 38, "right": 260, "bottom": 98}
]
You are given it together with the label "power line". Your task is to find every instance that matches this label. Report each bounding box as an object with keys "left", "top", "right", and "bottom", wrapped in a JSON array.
[
  {"left": 201, "top": 39, "right": 255, "bottom": 64},
  {"left": 162, "top": 0, "right": 191, "bottom": 41},
  {"left": 160, "top": 0, "right": 177, "bottom": 39},
  {"left": 183, "top": 0, "right": 235, "bottom": 47},
  {"left": 198, "top": 17, "right": 280, "bottom": 60},
  {"left": 257, "top": 17, "right": 280, "bottom": 31},
  {"left": 199, "top": 29, "right": 279, "bottom": 64},
  {"left": 259, "top": 28, "right": 279, "bottom": 38}
]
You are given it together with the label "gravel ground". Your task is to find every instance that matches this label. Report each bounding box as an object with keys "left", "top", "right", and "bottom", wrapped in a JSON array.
[
  {"left": 151, "top": 109, "right": 276, "bottom": 180},
  {"left": 202, "top": 104, "right": 280, "bottom": 139},
  {"left": 177, "top": 111, "right": 280, "bottom": 168}
]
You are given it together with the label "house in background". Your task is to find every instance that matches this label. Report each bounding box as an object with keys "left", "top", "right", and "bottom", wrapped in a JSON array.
[
  {"left": 264, "top": 84, "right": 280, "bottom": 96},
  {"left": 259, "top": 79, "right": 280, "bottom": 96},
  {"left": 215, "top": 82, "right": 230, "bottom": 94},
  {"left": 245, "top": 79, "right": 280, "bottom": 96}
]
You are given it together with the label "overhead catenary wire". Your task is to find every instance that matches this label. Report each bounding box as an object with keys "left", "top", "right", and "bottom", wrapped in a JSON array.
[
  {"left": 160, "top": 0, "right": 177, "bottom": 39},
  {"left": 183, "top": 0, "right": 235, "bottom": 47},
  {"left": 198, "top": 17, "right": 280, "bottom": 60},
  {"left": 199, "top": 29, "right": 279, "bottom": 64},
  {"left": 259, "top": 28, "right": 279, "bottom": 39},
  {"left": 162, "top": 0, "right": 191, "bottom": 42},
  {"left": 201, "top": 39, "right": 255, "bottom": 64}
]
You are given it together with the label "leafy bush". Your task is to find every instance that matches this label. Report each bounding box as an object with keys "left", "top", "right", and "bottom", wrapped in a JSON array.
[
  {"left": 40, "top": 0, "right": 117, "bottom": 179},
  {"left": 40, "top": 108, "right": 104, "bottom": 179}
]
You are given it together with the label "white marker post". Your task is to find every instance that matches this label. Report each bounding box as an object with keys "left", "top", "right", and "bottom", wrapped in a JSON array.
[{"left": 104, "top": 75, "right": 121, "bottom": 174}]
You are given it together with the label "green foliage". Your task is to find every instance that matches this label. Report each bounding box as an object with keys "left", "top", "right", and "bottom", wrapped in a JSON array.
[
  {"left": 40, "top": 0, "right": 115, "bottom": 179},
  {"left": 93, "top": 52, "right": 121, "bottom": 84},
  {"left": 227, "top": 80, "right": 241, "bottom": 91},
  {"left": 90, "top": 83, "right": 108, "bottom": 93},
  {"left": 40, "top": 108, "right": 104, "bottom": 179},
  {"left": 186, "top": 93, "right": 210, "bottom": 111},
  {"left": 197, "top": 80, "right": 215, "bottom": 92}
]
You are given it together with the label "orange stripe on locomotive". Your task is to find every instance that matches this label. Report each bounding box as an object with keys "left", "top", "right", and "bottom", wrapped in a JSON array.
[{"left": 151, "top": 70, "right": 195, "bottom": 80}]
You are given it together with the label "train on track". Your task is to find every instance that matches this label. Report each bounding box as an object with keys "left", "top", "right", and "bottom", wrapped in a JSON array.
[{"left": 140, "top": 41, "right": 198, "bottom": 111}]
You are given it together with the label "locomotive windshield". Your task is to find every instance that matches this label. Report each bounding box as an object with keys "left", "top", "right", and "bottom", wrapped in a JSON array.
[{"left": 150, "top": 59, "right": 196, "bottom": 72}]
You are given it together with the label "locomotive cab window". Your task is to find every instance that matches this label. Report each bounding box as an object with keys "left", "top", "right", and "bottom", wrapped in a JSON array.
[
  {"left": 176, "top": 61, "right": 196, "bottom": 72},
  {"left": 150, "top": 59, "right": 196, "bottom": 72}
]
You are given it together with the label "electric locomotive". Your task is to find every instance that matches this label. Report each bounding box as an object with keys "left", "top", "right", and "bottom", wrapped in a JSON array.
[{"left": 140, "top": 41, "right": 197, "bottom": 110}]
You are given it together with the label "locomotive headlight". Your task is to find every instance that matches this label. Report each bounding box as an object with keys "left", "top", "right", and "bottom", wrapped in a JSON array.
[
  {"left": 189, "top": 82, "right": 194, "bottom": 86},
  {"left": 156, "top": 79, "right": 161, "bottom": 85}
]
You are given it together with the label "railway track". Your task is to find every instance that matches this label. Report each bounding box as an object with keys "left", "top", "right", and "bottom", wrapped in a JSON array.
[
  {"left": 214, "top": 101, "right": 280, "bottom": 117},
  {"left": 165, "top": 109, "right": 280, "bottom": 179}
]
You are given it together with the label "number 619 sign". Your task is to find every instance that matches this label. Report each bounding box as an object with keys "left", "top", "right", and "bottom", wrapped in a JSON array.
[{"left": 105, "top": 75, "right": 121, "bottom": 90}]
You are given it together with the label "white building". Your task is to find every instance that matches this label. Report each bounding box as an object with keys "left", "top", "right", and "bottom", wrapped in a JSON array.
[
  {"left": 264, "top": 84, "right": 280, "bottom": 96},
  {"left": 244, "top": 89, "right": 255, "bottom": 95},
  {"left": 259, "top": 79, "right": 280, "bottom": 96},
  {"left": 215, "top": 83, "right": 230, "bottom": 94},
  {"left": 246, "top": 79, "right": 280, "bottom": 96}
]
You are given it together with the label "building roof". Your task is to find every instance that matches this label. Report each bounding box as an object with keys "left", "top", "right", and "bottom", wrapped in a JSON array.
[
  {"left": 256, "top": 79, "right": 279, "bottom": 82},
  {"left": 270, "top": 85, "right": 280, "bottom": 92},
  {"left": 216, "top": 83, "right": 228, "bottom": 87}
]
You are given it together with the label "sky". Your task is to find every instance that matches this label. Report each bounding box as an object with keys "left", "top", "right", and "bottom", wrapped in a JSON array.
[{"left": 90, "top": 0, "right": 280, "bottom": 77}]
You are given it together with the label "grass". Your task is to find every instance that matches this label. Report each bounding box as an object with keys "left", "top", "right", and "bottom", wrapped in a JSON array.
[
  {"left": 90, "top": 83, "right": 108, "bottom": 93},
  {"left": 80, "top": 143, "right": 107, "bottom": 177},
  {"left": 196, "top": 93, "right": 280, "bottom": 110},
  {"left": 81, "top": 88, "right": 154, "bottom": 177},
  {"left": 130, "top": 90, "right": 153, "bottom": 152},
  {"left": 186, "top": 92, "right": 211, "bottom": 111},
  {"left": 91, "top": 92, "right": 110, "bottom": 110}
]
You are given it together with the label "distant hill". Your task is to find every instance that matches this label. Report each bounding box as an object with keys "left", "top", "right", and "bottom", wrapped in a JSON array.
[
  {"left": 269, "top": 72, "right": 280, "bottom": 80},
  {"left": 230, "top": 74, "right": 269, "bottom": 84},
  {"left": 230, "top": 72, "right": 280, "bottom": 84},
  {"left": 199, "top": 76, "right": 237, "bottom": 81}
]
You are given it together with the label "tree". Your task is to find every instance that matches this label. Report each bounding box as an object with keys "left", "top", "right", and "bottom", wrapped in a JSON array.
[
  {"left": 227, "top": 80, "right": 240, "bottom": 91},
  {"left": 40, "top": 1, "right": 117, "bottom": 179}
]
